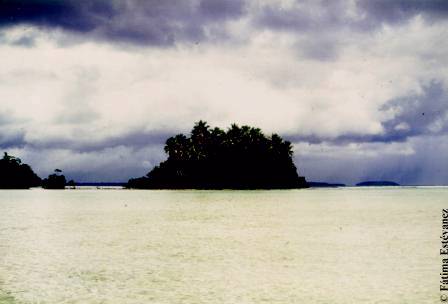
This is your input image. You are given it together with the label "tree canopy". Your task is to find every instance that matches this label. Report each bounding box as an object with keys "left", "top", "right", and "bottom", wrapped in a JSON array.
[
  {"left": 0, "top": 152, "right": 41, "bottom": 189},
  {"left": 42, "top": 169, "right": 67, "bottom": 189},
  {"left": 127, "top": 121, "right": 308, "bottom": 189}
]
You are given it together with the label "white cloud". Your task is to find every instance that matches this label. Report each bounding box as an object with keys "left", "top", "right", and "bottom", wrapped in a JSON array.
[{"left": 0, "top": 14, "right": 446, "bottom": 183}]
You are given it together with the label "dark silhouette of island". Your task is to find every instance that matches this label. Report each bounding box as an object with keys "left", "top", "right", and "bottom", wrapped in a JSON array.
[
  {"left": 127, "top": 121, "right": 308, "bottom": 189},
  {"left": 42, "top": 169, "right": 67, "bottom": 189},
  {"left": 0, "top": 152, "right": 41, "bottom": 189},
  {"left": 308, "top": 182, "right": 346, "bottom": 188},
  {"left": 356, "top": 181, "right": 400, "bottom": 186},
  {"left": 66, "top": 180, "right": 76, "bottom": 189}
]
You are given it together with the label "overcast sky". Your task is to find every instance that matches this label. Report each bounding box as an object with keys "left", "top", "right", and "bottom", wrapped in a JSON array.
[{"left": 0, "top": 0, "right": 447, "bottom": 185}]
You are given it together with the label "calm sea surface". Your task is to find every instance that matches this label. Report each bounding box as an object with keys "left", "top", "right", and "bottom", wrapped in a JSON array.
[{"left": 0, "top": 187, "right": 447, "bottom": 304}]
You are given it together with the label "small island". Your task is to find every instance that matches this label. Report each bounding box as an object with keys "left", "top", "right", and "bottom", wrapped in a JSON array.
[
  {"left": 0, "top": 152, "right": 74, "bottom": 189},
  {"left": 0, "top": 152, "right": 41, "bottom": 189},
  {"left": 42, "top": 169, "right": 68, "bottom": 189},
  {"left": 127, "top": 121, "right": 308, "bottom": 189},
  {"left": 308, "top": 182, "right": 346, "bottom": 188},
  {"left": 356, "top": 181, "right": 400, "bottom": 187}
]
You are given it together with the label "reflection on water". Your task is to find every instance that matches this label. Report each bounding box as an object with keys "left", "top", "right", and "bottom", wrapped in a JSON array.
[{"left": 0, "top": 187, "right": 446, "bottom": 303}]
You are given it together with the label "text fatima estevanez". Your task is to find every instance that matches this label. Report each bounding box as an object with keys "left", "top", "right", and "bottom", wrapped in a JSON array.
[{"left": 440, "top": 209, "right": 448, "bottom": 302}]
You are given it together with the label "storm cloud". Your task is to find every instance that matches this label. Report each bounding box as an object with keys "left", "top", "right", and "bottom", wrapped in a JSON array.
[
  {"left": 0, "top": 0, "right": 247, "bottom": 46},
  {"left": 358, "top": 0, "right": 448, "bottom": 24},
  {"left": 256, "top": 0, "right": 448, "bottom": 33},
  {"left": 0, "top": 111, "right": 26, "bottom": 148},
  {"left": 286, "top": 81, "right": 448, "bottom": 144},
  {"left": 0, "top": 0, "right": 447, "bottom": 184},
  {"left": 380, "top": 81, "right": 448, "bottom": 141}
]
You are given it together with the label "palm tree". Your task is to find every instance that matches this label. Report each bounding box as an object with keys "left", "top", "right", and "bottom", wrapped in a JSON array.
[
  {"left": 126, "top": 121, "right": 308, "bottom": 189},
  {"left": 191, "top": 120, "right": 211, "bottom": 160},
  {"left": 165, "top": 134, "right": 190, "bottom": 160}
]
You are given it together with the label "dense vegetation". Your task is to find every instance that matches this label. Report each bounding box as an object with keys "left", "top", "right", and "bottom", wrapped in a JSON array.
[
  {"left": 42, "top": 169, "right": 67, "bottom": 189},
  {"left": 0, "top": 152, "right": 41, "bottom": 189},
  {"left": 308, "top": 182, "right": 346, "bottom": 188},
  {"left": 0, "top": 152, "right": 73, "bottom": 189},
  {"left": 127, "top": 121, "right": 308, "bottom": 189}
]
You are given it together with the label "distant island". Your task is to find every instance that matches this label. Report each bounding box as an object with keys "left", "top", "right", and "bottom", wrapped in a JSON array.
[
  {"left": 308, "top": 182, "right": 346, "bottom": 188},
  {"left": 0, "top": 152, "right": 41, "bottom": 189},
  {"left": 0, "top": 152, "right": 73, "bottom": 189},
  {"left": 356, "top": 181, "right": 400, "bottom": 186},
  {"left": 127, "top": 121, "right": 308, "bottom": 189},
  {"left": 42, "top": 169, "right": 68, "bottom": 189}
]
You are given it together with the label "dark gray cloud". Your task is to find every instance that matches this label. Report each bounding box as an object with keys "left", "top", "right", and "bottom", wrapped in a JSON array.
[
  {"left": 254, "top": 0, "right": 448, "bottom": 60},
  {"left": 26, "top": 128, "right": 174, "bottom": 152},
  {"left": 255, "top": 0, "right": 350, "bottom": 33},
  {"left": 3, "top": 0, "right": 447, "bottom": 45},
  {"left": 0, "top": 112, "right": 26, "bottom": 148},
  {"left": 0, "top": 0, "right": 247, "bottom": 46},
  {"left": 358, "top": 0, "right": 448, "bottom": 26},
  {"left": 379, "top": 81, "right": 448, "bottom": 141},
  {"left": 297, "top": 135, "right": 448, "bottom": 185},
  {"left": 256, "top": 0, "right": 448, "bottom": 33},
  {"left": 1, "top": 0, "right": 446, "bottom": 59},
  {"left": 286, "top": 81, "right": 448, "bottom": 145},
  {"left": 198, "top": 0, "right": 246, "bottom": 21},
  {"left": 0, "top": 127, "right": 172, "bottom": 181},
  {"left": 0, "top": 0, "right": 105, "bottom": 31},
  {"left": 0, "top": 130, "right": 26, "bottom": 149}
]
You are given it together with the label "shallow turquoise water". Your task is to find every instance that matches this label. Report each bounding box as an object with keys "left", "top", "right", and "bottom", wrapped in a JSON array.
[{"left": 0, "top": 187, "right": 446, "bottom": 303}]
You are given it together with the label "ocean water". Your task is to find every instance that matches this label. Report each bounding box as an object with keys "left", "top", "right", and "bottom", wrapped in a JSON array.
[{"left": 0, "top": 187, "right": 446, "bottom": 304}]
